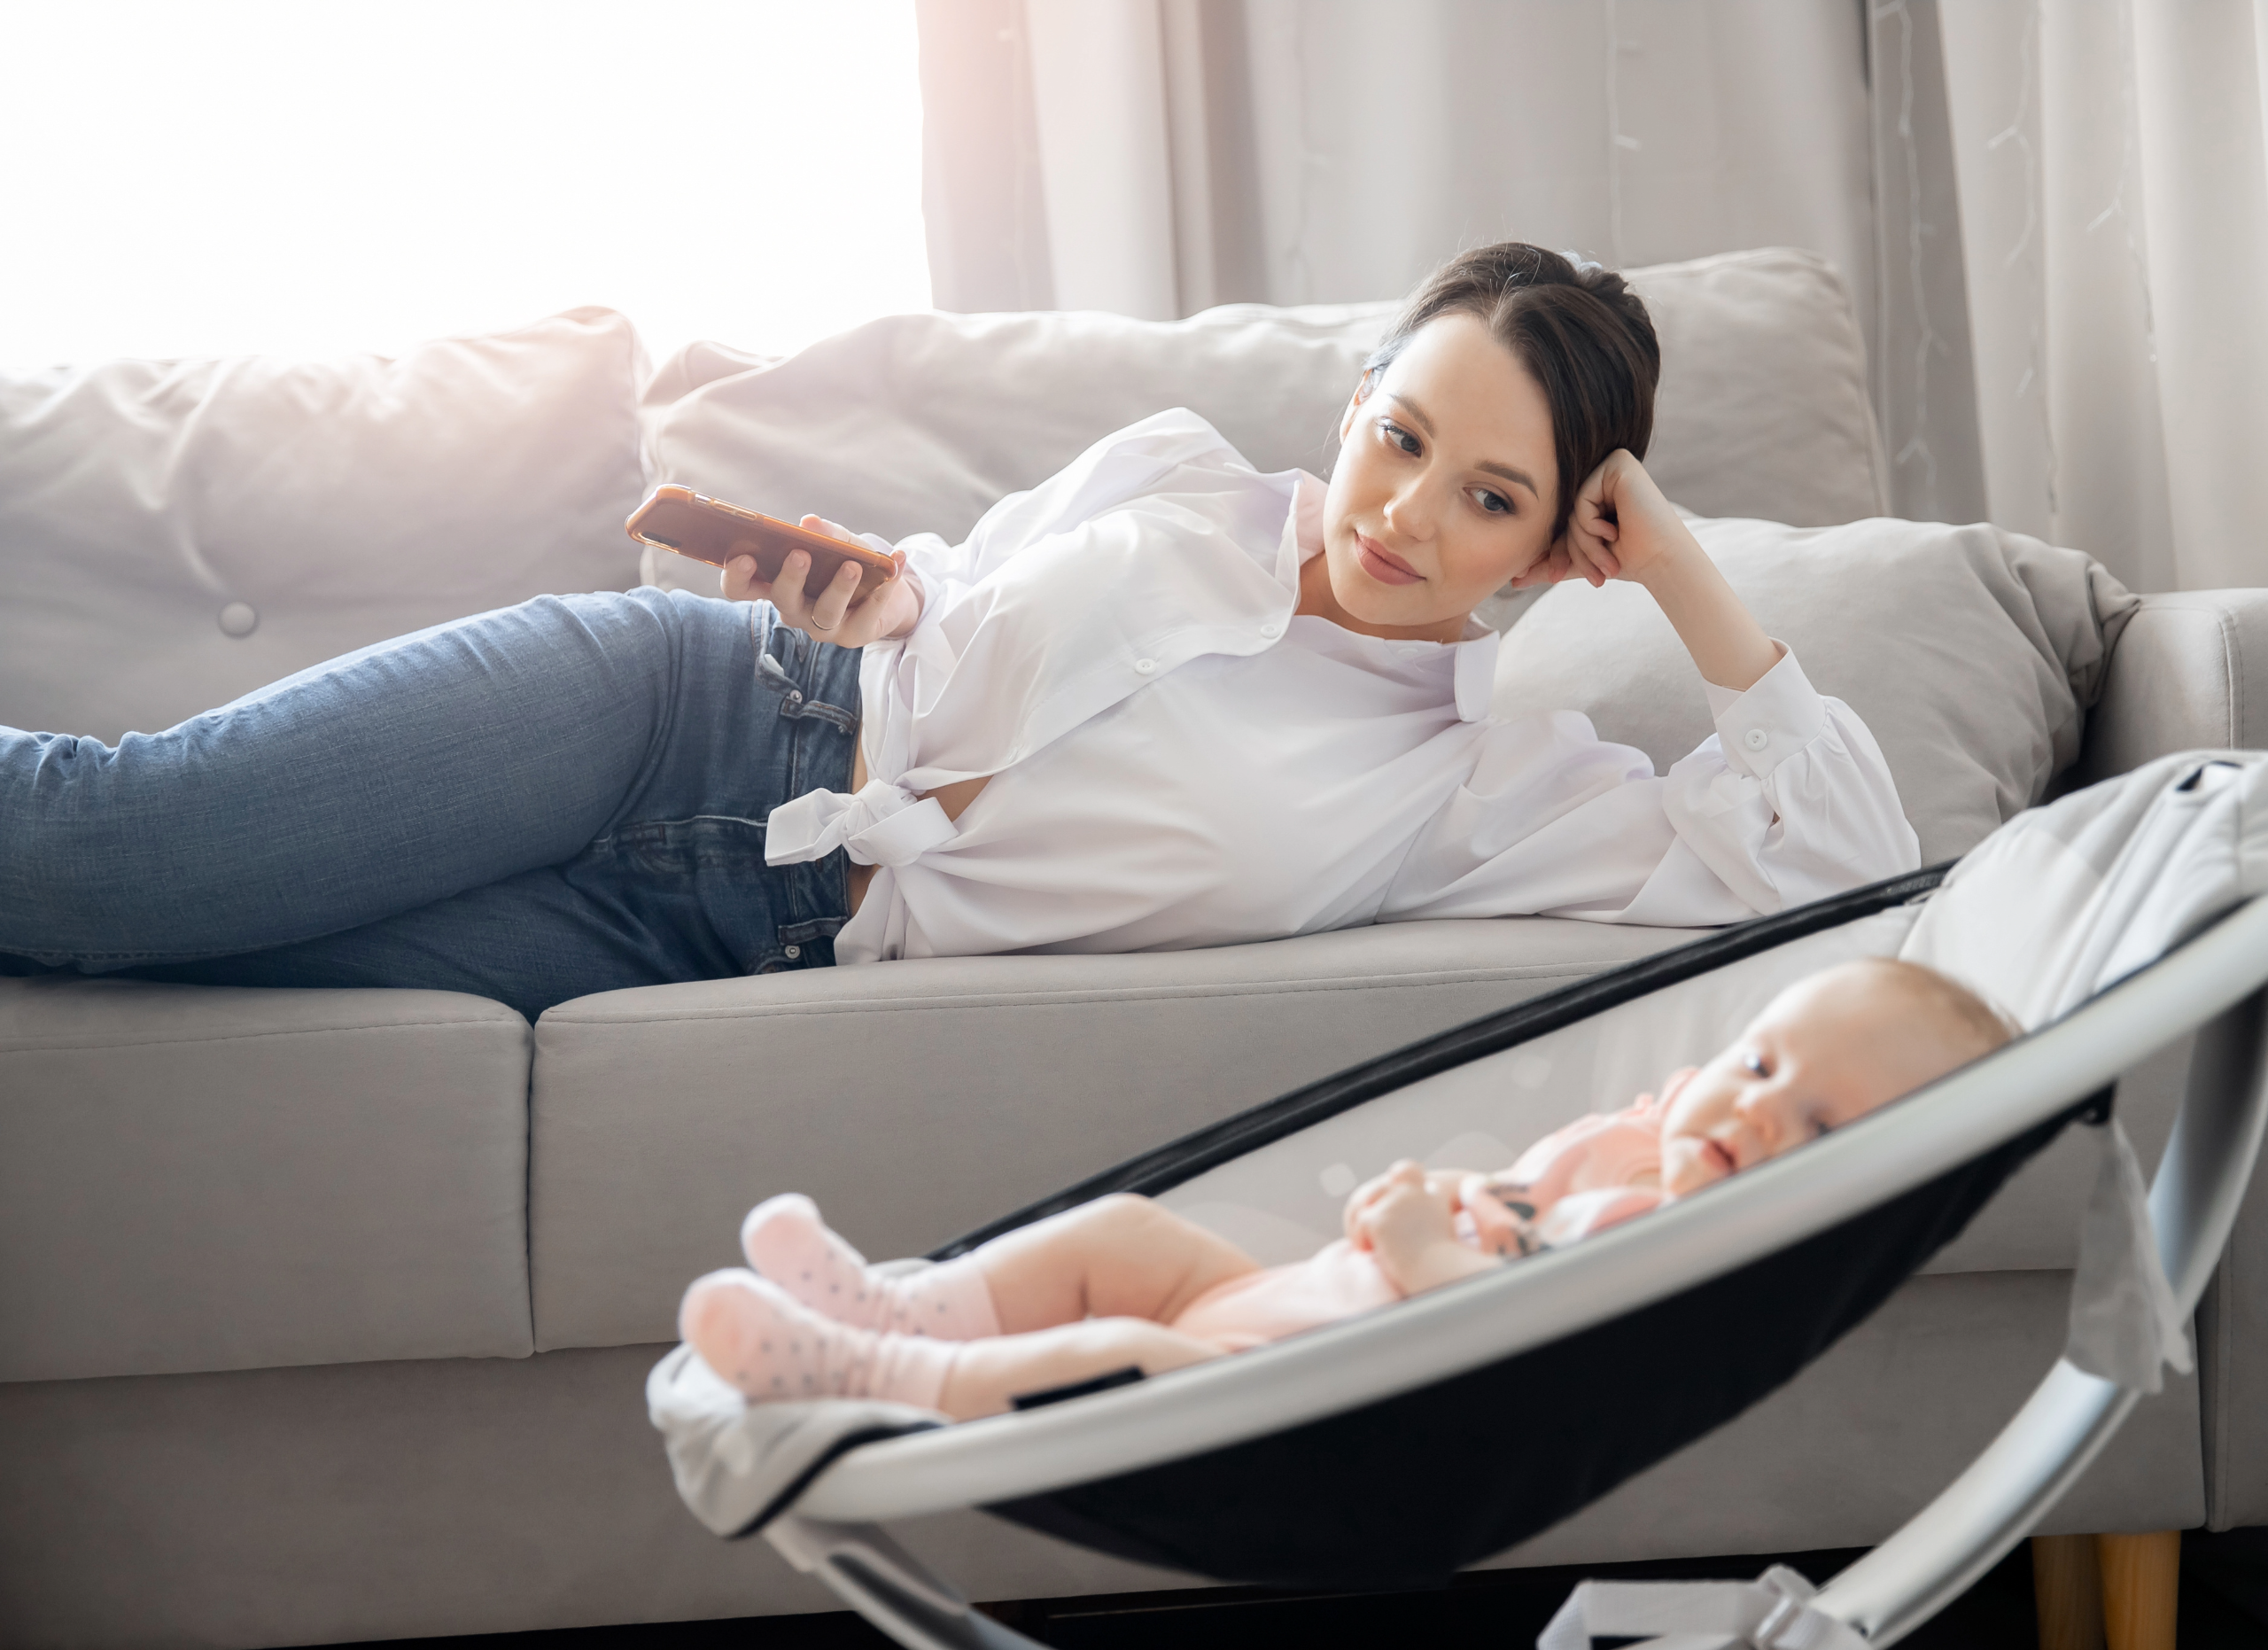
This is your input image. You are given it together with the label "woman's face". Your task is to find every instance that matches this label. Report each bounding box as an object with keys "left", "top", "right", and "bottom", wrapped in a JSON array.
[{"left": 1318, "top": 312, "right": 1560, "bottom": 640}]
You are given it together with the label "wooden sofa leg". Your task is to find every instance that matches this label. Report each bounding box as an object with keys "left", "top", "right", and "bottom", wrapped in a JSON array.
[
  {"left": 2096, "top": 1530, "right": 2180, "bottom": 1650},
  {"left": 2033, "top": 1533, "right": 2107, "bottom": 1650}
]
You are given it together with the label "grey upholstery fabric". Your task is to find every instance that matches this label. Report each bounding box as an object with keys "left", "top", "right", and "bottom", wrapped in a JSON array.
[
  {"left": 529, "top": 917, "right": 1697, "bottom": 1351},
  {"left": 2073, "top": 588, "right": 2268, "bottom": 783},
  {"left": 0, "top": 977, "right": 533, "bottom": 1381},
  {"left": 0, "top": 1275, "right": 2202, "bottom": 1650},
  {"left": 0, "top": 308, "right": 649, "bottom": 744}
]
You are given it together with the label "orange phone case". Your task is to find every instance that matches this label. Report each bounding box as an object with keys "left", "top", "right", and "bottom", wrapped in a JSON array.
[{"left": 625, "top": 486, "right": 897, "bottom": 600}]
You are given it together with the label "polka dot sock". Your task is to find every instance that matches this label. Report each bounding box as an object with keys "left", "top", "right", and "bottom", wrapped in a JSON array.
[
  {"left": 679, "top": 1268, "right": 958, "bottom": 1410},
  {"left": 739, "top": 1194, "right": 1002, "bottom": 1341}
]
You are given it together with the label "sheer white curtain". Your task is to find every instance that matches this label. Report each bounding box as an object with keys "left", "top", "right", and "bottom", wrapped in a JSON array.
[
  {"left": 918, "top": 1, "right": 1876, "bottom": 339},
  {"left": 1938, "top": 1, "right": 2268, "bottom": 593}
]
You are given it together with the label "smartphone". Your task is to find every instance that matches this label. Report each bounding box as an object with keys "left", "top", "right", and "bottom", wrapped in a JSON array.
[{"left": 625, "top": 485, "right": 898, "bottom": 600}]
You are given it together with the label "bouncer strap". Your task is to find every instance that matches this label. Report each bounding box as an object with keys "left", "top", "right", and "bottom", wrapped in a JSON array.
[
  {"left": 1538, "top": 1565, "right": 1866, "bottom": 1650},
  {"left": 2063, "top": 1118, "right": 2193, "bottom": 1393}
]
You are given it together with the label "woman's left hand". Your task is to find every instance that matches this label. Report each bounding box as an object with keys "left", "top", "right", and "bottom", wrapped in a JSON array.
[
  {"left": 1513, "top": 451, "right": 1780, "bottom": 691},
  {"left": 1512, "top": 448, "right": 1689, "bottom": 591}
]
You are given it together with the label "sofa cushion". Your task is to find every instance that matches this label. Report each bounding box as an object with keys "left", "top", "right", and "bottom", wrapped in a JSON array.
[
  {"left": 0, "top": 977, "right": 533, "bottom": 1382},
  {"left": 0, "top": 307, "right": 649, "bottom": 743},
  {"left": 1493, "top": 516, "right": 2141, "bottom": 863},
  {"left": 528, "top": 917, "right": 1699, "bottom": 1351},
  {"left": 638, "top": 246, "right": 1885, "bottom": 594}
]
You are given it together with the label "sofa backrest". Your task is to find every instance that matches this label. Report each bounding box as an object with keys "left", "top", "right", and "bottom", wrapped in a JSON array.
[
  {"left": 0, "top": 309, "right": 649, "bottom": 743},
  {"left": 641, "top": 246, "right": 1888, "bottom": 591},
  {"left": 3, "top": 249, "right": 1885, "bottom": 741}
]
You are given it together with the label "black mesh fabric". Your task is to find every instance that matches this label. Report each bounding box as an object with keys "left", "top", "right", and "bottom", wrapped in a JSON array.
[{"left": 985, "top": 1106, "right": 2079, "bottom": 1592}]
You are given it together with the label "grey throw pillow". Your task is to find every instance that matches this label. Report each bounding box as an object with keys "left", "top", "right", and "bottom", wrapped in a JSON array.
[{"left": 1491, "top": 517, "right": 2140, "bottom": 863}]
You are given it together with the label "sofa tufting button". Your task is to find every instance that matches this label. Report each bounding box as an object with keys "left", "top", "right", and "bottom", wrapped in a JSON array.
[
  {"left": 218, "top": 601, "right": 259, "bottom": 638},
  {"left": 1744, "top": 727, "right": 1769, "bottom": 751}
]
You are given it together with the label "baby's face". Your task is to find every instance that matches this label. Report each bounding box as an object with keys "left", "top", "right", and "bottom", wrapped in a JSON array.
[{"left": 1657, "top": 967, "right": 1974, "bottom": 1197}]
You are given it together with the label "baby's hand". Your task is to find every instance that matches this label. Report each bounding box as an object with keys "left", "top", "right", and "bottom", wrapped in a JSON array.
[
  {"left": 1342, "top": 1161, "right": 1471, "bottom": 1244},
  {"left": 1348, "top": 1161, "right": 1467, "bottom": 1291}
]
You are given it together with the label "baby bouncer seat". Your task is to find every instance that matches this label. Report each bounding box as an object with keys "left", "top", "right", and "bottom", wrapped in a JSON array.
[{"left": 649, "top": 751, "right": 2268, "bottom": 1649}]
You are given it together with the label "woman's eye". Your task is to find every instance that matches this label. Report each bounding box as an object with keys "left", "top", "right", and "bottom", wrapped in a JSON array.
[
  {"left": 1473, "top": 489, "right": 1512, "bottom": 516},
  {"left": 1379, "top": 418, "right": 1421, "bottom": 455}
]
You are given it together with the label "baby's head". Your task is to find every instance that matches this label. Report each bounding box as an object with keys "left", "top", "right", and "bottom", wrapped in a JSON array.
[{"left": 1658, "top": 959, "right": 2013, "bottom": 1197}]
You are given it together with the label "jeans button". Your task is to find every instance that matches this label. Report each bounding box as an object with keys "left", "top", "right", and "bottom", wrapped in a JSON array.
[{"left": 783, "top": 944, "right": 802, "bottom": 960}]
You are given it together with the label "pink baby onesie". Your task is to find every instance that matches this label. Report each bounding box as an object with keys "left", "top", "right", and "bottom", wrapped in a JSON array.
[{"left": 1166, "top": 1095, "right": 1673, "bottom": 1350}]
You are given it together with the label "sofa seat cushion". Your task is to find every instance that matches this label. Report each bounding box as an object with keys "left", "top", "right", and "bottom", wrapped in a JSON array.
[
  {"left": 0, "top": 977, "right": 533, "bottom": 1382},
  {"left": 528, "top": 916, "right": 1701, "bottom": 1350}
]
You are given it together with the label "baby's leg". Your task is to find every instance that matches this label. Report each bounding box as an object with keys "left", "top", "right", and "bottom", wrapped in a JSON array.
[
  {"left": 682, "top": 1269, "right": 1222, "bottom": 1420},
  {"left": 975, "top": 1194, "right": 1261, "bottom": 1332},
  {"left": 742, "top": 1192, "right": 1259, "bottom": 1339}
]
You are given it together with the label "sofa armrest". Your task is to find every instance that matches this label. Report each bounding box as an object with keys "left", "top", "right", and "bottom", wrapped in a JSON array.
[{"left": 2075, "top": 588, "right": 2268, "bottom": 783}]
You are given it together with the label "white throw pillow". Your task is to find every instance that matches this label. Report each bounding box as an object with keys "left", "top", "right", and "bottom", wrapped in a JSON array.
[
  {"left": 640, "top": 246, "right": 1885, "bottom": 594},
  {"left": 1491, "top": 517, "right": 2141, "bottom": 863},
  {"left": 1, "top": 308, "right": 649, "bottom": 742}
]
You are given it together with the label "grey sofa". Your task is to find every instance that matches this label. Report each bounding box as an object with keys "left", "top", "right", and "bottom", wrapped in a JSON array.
[{"left": 4, "top": 250, "right": 2266, "bottom": 1647}]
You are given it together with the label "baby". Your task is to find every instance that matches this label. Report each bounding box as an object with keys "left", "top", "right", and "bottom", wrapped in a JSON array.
[{"left": 680, "top": 958, "right": 2009, "bottom": 1420}]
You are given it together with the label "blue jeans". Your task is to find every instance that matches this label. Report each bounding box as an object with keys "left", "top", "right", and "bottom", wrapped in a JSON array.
[{"left": 0, "top": 589, "right": 858, "bottom": 1023}]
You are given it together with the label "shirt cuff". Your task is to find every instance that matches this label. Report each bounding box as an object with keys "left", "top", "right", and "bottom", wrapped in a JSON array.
[{"left": 1705, "top": 642, "right": 1828, "bottom": 780}]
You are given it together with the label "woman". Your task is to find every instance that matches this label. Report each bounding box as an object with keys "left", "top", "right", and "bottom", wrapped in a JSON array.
[{"left": 0, "top": 245, "right": 1918, "bottom": 1021}]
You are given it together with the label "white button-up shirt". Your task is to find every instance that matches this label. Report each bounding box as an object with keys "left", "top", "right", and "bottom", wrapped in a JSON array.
[{"left": 765, "top": 409, "right": 1920, "bottom": 965}]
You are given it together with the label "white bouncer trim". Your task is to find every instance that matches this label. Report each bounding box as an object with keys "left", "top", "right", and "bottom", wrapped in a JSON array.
[{"left": 790, "top": 894, "right": 2268, "bottom": 1526}]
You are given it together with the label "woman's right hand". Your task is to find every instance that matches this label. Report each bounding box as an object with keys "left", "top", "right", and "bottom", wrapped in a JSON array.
[{"left": 723, "top": 516, "right": 923, "bottom": 648}]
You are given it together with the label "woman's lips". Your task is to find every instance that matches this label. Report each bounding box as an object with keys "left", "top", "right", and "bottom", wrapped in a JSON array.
[{"left": 1355, "top": 533, "right": 1423, "bottom": 586}]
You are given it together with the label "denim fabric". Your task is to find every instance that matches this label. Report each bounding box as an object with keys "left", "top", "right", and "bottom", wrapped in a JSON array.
[{"left": 0, "top": 588, "right": 857, "bottom": 1022}]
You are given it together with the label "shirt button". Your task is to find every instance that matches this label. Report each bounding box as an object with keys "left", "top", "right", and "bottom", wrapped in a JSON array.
[
  {"left": 1744, "top": 728, "right": 1769, "bottom": 751},
  {"left": 782, "top": 944, "right": 802, "bottom": 960},
  {"left": 1260, "top": 619, "right": 1284, "bottom": 639},
  {"left": 1134, "top": 658, "right": 1157, "bottom": 674}
]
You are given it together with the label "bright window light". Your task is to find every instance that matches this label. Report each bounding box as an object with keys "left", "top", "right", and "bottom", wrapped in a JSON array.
[{"left": 0, "top": 2, "right": 931, "bottom": 370}]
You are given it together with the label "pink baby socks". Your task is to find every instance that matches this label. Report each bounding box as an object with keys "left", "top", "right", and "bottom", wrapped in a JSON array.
[
  {"left": 680, "top": 1269, "right": 959, "bottom": 1410},
  {"left": 739, "top": 1194, "right": 1002, "bottom": 1341}
]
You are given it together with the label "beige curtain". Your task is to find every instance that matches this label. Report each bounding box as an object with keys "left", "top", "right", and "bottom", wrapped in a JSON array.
[
  {"left": 1938, "top": 0, "right": 2268, "bottom": 593},
  {"left": 919, "top": 1, "right": 1876, "bottom": 323}
]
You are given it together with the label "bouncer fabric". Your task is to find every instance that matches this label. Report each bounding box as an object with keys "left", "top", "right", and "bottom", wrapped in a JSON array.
[{"left": 988, "top": 1108, "right": 2074, "bottom": 1592}]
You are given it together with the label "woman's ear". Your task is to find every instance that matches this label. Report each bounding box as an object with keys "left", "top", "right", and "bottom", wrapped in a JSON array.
[{"left": 1338, "top": 369, "right": 1376, "bottom": 441}]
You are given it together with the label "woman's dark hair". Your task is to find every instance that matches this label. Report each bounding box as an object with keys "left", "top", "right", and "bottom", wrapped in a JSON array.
[{"left": 1362, "top": 243, "right": 1659, "bottom": 545}]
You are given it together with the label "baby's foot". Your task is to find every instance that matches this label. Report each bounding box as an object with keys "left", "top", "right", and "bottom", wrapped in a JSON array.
[
  {"left": 679, "top": 1268, "right": 955, "bottom": 1410},
  {"left": 740, "top": 1194, "right": 1001, "bottom": 1341}
]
